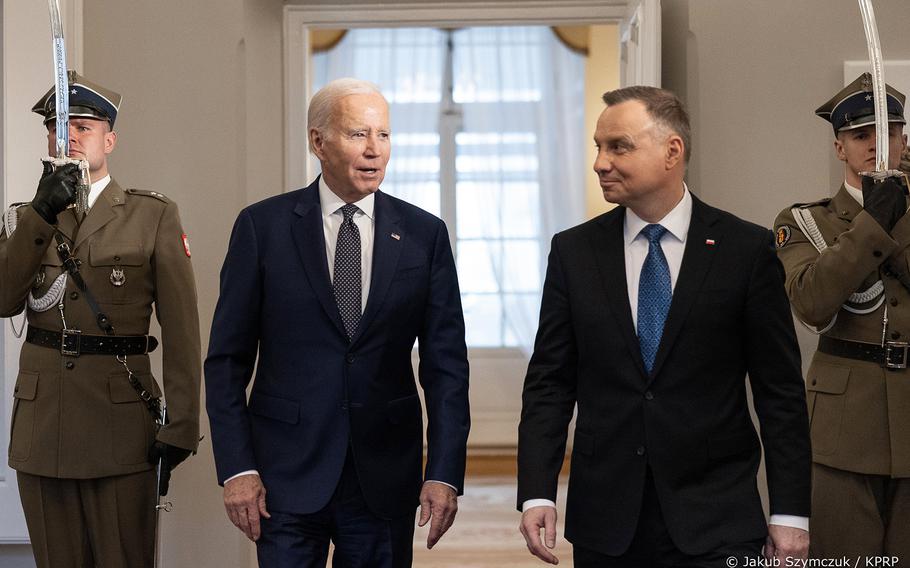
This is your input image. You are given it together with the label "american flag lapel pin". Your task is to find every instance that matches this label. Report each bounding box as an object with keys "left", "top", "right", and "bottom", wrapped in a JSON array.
[
  {"left": 705, "top": 238, "right": 716, "bottom": 246},
  {"left": 391, "top": 233, "right": 401, "bottom": 240}
]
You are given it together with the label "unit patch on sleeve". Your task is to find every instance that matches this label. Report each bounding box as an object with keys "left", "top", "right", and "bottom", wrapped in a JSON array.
[{"left": 775, "top": 226, "right": 791, "bottom": 248}]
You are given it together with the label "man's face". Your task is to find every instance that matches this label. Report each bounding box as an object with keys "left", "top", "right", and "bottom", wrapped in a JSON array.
[
  {"left": 46, "top": 117, "right": 116, "bottom": 178},
  {"left": 593, "top": 100, "right": 679, "bottom": 210},
  {"left": 310, "top": 93, "right": 391, "bottom": 203},
  {"left": 835, "top": 123, "right": 907, "bottom": 185}
]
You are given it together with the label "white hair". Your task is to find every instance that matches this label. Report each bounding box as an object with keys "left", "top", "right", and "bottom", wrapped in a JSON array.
[{"left": 307, "top": 78, "right": 385, "bottom": 153}]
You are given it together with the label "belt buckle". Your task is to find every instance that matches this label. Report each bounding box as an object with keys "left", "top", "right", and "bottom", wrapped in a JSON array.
[
  {"left": 884, "top": 341, "right": 909, "bottom": 369},
  {"left": 61, "top": 329, "right": 81, "bottom": 357}
]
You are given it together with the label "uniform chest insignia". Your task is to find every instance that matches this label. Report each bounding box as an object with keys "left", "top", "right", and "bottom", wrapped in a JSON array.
[
  {"left": 776, "top": 226, "right": 791, "bottom": 248},
  {"left": 110, "top": 267, "right": 126, "bottom": 287},
  {"left": 182, "top": 233, "right": 192, "bottom": 258}
]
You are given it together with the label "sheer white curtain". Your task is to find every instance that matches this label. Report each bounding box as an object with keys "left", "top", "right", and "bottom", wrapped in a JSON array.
[
  {"left": 453, "top": 27, "right": 585, "bottom": 353},
  {"left": 312, "top": 27, "right": 586, "bottom": 355},
  {"left": 312, "top": 29, "right": 446, "bottom": 216}
]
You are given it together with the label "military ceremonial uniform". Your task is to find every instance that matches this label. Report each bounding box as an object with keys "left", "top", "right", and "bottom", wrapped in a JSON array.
[
  {"left": 2, "top": 73, "right": 201, "bottom": 567},
  {"left": 775, "top": 74, "right": 910, "bottom": 559}
]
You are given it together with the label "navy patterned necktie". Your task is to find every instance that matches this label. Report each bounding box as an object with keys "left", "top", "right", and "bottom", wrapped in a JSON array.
[
  {"left": 334, "top": 204, "right": 362, "bottom": 339},
  {"left": 637, "top": 224, "right": 671, "bottom": 374}
]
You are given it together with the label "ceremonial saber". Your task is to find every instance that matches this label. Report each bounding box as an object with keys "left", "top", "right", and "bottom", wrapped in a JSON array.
[
  {"left": 43, "top": 0, "right": 90, "bottom": 213},
  {"left": 858, "top": 0, "right": 890, "bottom": 174},
  {"left": 154, "top": 405, "right": 172, "bottom": 567}
]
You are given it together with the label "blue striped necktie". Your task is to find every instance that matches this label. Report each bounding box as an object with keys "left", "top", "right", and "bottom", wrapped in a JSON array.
[{"left": 637, "top": 224, "right": 671, "bottom": 374}]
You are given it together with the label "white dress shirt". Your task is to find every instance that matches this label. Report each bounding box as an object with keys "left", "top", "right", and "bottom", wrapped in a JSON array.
[
  {"left": 523, "top": 186, "right": 807, "bottom": 532},
  {"left": 227, "top": 178, "right": 454, "bottom": 493},
  {"left": 87, "top": 175, "right": 111, "bottom": 210}
]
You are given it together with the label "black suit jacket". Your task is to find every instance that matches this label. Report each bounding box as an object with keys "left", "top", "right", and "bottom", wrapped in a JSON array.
[
  {"left": 206, "top": 179, "right": 470, "bottom": 519},
  {"left": 517, "top": 195, "right": 810, "bottom": 555}
]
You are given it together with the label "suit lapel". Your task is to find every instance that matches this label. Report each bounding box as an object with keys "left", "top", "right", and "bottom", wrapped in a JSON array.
[
  {"left": 351, "top": 191, "right": 402, "bottom": 345},
  {"left": 648, "top": 195, "right": 721, "bottom": 381},
  {"left": 74, "top": 180, "right": 125, "bottom": 250},
  {"left": 290, "top": 180, "right": 348, "bottom": 338},
  {"left": 591, "top": 208, "right": 648, "bottom": 377}
]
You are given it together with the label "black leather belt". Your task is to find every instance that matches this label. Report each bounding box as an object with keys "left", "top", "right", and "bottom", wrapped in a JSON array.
[
  {"left": 26, "top": 326, "right": 158, "bottom": 357},
  {"left": 817, "top": 336, "right": 909, "bottom": 369}
]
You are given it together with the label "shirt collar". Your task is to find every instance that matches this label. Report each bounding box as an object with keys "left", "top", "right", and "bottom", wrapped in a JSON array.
[
  {"left": 318, "top": 176, "right": 375, "bottom": 220},
  {"left": 88, "top": 175, "right": 111, "bottom": 209},
  {"left": 624, "top": 184, "right": 692, "bottom": 246},
  {"left": 844, "top": 180, "right": 863, "bottom": 206}
]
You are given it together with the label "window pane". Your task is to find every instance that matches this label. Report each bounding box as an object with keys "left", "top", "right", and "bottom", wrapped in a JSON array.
[
  {"left": 381, "top": 182, "right": 441, "bottom": 216},
  {"left": 503, "top": 240, "right": 540, "bottom": 292},
  {"left": 456, "top": 182, "right": 501, "bottom": 239},
  {"left": 462, "top": 293, "right": 503, "bottom": 347},
  {"left": 457, "top": 241, "right": 499, "bottom": 293}
]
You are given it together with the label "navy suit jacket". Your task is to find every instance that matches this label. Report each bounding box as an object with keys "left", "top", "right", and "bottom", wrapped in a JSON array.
[
  {"left": 205, "top": 179, "right": 470, "bottom": 519},
  {"left": 517, "top": 195, "right": 811, "bottom": 555}
]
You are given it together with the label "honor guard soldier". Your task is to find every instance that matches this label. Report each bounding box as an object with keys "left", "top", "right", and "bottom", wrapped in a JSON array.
[
  {"left": 775, "top": 73, "right": 910, "bottom": 559},
  {"left": 0, "top": 72, "right": 201, "bottom": 567}
]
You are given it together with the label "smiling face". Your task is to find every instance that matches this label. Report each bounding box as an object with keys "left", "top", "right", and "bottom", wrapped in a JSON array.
[
  {"left": 46, "top": 117, "right": 117, "bottom": 179},
  {"left": 310, "top": 92, "right": 391, "bottom": 203},
  {"left": 592, "top": 100, "right": 685, "bottom": 221},
  {"left": 835, "top": 123, "right": 907, "bottom": 187}
]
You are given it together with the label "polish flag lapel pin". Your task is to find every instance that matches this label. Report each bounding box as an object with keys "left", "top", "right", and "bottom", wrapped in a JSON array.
[{"left": 705, "top": 238, "right": 716, "bottom": 246}]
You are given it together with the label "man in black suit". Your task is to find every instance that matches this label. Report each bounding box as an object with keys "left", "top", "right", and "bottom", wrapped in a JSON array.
[
  {"left": 205, "top": 78, "right": 470, "bottom": 567},
  {"left": 516, "top": 86, "right": 811, "bottom": 567}
]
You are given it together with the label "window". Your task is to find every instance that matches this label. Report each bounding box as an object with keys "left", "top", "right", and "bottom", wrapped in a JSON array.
[{"left": 312, "top": 26, "right": 585, "bottom": 348}]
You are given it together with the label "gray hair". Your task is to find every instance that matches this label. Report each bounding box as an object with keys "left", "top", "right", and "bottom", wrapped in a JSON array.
[
  {"left": 602, "top": 86, "right": 692, "bottom": 164},
  {"left": 307, "top": 78, "right": 385, "bottom": 153}
]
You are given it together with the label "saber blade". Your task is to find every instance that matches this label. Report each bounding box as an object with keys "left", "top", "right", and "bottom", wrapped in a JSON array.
[
  {"left": 858, "top": 0, "right": 889, "bottom": 172},
  {"left": 46, "top": 0, "right": 69, "bottom": 159}
]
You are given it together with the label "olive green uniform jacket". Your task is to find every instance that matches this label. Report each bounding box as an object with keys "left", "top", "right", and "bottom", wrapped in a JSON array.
[
  {"left": 1, "top": 179, "right": 201, "bottom": 479},
  {"left": 775, "top": 185, "right": 910, "bottom": 477}
]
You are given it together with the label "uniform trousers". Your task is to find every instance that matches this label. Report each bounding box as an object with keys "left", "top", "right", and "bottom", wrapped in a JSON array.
[
  {"left": 256, "top": 448, "right": 416, "bottom": 568},
  {"left": 18, "top": 469, "right": 157, "bottom": 568},
  {"left": 810, "top": 463, "right": 910, "bottom": 559},
  {"left": 573, "top": 469, "right": 764, "bottom": 568}
]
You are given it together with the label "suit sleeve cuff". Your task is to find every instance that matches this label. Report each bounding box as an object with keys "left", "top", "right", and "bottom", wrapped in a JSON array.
[
  {"left": 769, "top": 514, "right": 809, "bottom": 532},
  {"left": 522, "top": 499, "right": 557, "bottom": 512},
  {"left": 424, "top": 479, "right": 458, "bottom": 493},
  {"left": 225, "top": 470, "right": 259, "bottom": 483}
]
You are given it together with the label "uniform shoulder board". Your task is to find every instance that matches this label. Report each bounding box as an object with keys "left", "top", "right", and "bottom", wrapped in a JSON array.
[
  {"left": 126, "top": 188, "right": 170, "bottom": 203},
  {"left": 793, "top": 197, "right": 832, "bottom": 210}
]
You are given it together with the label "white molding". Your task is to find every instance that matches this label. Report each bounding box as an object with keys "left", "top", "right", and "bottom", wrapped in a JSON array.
[{"left": 283, "top": 1, "right": 630, "bottom": 191}]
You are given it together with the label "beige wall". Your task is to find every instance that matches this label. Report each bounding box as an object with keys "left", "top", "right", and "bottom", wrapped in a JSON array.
[
  {"left": 661, "top": 0, "right": 910, "bottom": 372},
  {"left": 81, "top": 0, "right": 284, "bottom": 565},
  {"left": 585, "top": 24, "right": 621, "bottom": 219}
]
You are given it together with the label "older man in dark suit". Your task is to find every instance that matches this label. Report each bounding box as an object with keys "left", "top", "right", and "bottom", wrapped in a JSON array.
[
  {"left": 205, "top": 78, "right": 470, "bottom": 567},
  {"left": 517, "top": 86, "right": 812, "bottom": 567}
]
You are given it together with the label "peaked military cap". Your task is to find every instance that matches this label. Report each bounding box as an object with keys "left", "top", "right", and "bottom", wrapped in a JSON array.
[
  {"left": 32, "top": 70, "right": 122, "bottom": 128},
  {"left": 816, "top": 72, "right": 905, "bottom": 133}
]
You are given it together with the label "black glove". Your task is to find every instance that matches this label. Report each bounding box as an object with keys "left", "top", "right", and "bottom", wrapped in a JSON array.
[
  {"left": 148, "top": 441, "right": 193, "bottom": 496},
  {"left": 862, "top": 174, "right": 908, "bottom": 233},
  {"left": 32, "top": 162, "right": 79, "bottom": 225}
]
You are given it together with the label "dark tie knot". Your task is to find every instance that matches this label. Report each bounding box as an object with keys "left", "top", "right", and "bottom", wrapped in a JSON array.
[
  {"left": 640, "top": 224, "right": 667, "bottom": 245},
  {"left": 339, "top": 203, "right": 359, "bottom": 222}
]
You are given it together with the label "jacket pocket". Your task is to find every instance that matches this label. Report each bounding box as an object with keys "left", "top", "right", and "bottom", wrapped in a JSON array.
[
  {"left": 708, "top": 429, "right": 759, "bottom": 460},
  {"left": 89, "top": 243, "right": 146, "bottom": 304},
  {"left": 9, "top": 371, "right": 39, "bottom": 461},
  {"left": 249, "top": 392, "right": 300, "bottom": 425},
  {"left": 572, "top": 429, "right": 595, "bottom": 457},
  {"left": 386, "top": 394, "right": 421, "bottom": 426},
  {"left": 109, "top": 373, "right": 157, "bottom": 465},
  {"left": 806, "top": 362, "right": 850, "bottom": 456}
]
